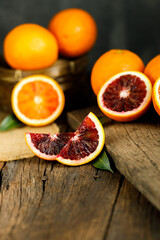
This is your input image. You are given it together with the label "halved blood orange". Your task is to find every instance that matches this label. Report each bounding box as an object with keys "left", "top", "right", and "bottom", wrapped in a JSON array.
[
  {"left": 25, "top": 112, "right": 105, "bottom": 166},
  {"left": 11, "top": 75, "right": 65, "bottom": 126},
  {"left": 152, "top": 78, "right": 160, "bottom": 116},
  {"left": 97, "top": 71, "right": 152, "bottom": 122}
]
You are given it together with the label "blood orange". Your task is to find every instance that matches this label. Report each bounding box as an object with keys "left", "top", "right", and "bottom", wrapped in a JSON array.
[
  {"left": 91, "top": 49, "right": 145, "bottom": 95},
  {"left": 97, "top": 71, "right": 152, "bottom": 122},
  {"left": 25, "top": 132, "right": 74, "bottom": 160},
  {"left": 25, "top": 112, "right": 105, "bottom": 166}
]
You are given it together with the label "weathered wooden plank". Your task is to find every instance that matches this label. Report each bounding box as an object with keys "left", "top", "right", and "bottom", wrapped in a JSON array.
[
  {"left": 105, "top": 179, "right": 160, "bottom": 240},
  {"left": 0, "top": 158, "right": 122, "bottom": 240},
  {"left": 67, "top": 106, "right": 109, "bottom": 130},
  {"left": 1, "top": 107, "right": 160, "bottom": 240},
  {"left": 1, "top": 160, "right": 160, "bottom": 240},
  {"left": 67, "top": 106, "right": 160, "bottom": 211},
  {"left": 0, "top": 158, "right": 46, "bottom": 240}
]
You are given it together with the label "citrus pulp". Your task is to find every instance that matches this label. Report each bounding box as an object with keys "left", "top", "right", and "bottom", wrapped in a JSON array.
[
  {"left": 25, "top": 112, "right": 105, "bottom": 166},
  {"left": 97, "top": 71, "right": 152, "bottom": 122},
  {"left": 11, "top": 75, "right": 65, "bottom": 126},
  {"left": 91, "top": 49, "right": 145, "bottom": 95}
]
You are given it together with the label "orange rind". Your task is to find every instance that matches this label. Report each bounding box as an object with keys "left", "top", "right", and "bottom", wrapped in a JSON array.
[
  {"left": 11, "top": 75, "right": 65, "bottom": 126},
  {"left": 97, "top": 71, "right": 152, "bottom": 122}
]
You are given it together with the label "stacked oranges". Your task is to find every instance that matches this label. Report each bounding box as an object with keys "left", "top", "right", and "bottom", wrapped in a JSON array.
[
  {"left": 144, "top": 55, "right": 160, "bottom": 117},
  {"left": 3, "top": 8, "right": 97, "bottom": 71},
  {"left": 3, "top": 8, "right": 97, "bottom": 126},
  {"left": 91, "top": 49, "right": 160, "bottom": 122},
  {"left": 3, "top": 7, "right": 160, "bottom": 125}
]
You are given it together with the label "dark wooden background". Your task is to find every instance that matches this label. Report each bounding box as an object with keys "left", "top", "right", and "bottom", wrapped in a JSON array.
[{"left": 0, "top": 0, "right": 160, "bottom": 69}]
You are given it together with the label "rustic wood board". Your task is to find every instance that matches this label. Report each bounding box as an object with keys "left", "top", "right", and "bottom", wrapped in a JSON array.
[
  {"left": 0, "top": 112, "right": 59, "bottom": 161},
  {"left": 0, "top": 159, "right": 160, "bottom": 240},
  {"left": 0, "top": 112, "right": 160, "bottom": 239},
  {"left": 67, "top": 106, "right": 160, "bottom": 211}
]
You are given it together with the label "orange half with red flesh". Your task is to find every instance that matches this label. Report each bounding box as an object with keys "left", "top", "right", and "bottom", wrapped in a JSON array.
[{"left": 97, "top": 71, "right": 152, "bottom": 122}]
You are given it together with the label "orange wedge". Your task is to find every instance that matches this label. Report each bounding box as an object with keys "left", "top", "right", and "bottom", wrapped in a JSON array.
[
  {"left": 11, "top": 75, "right": 65, "bottom": 126},
  {"left": 25, "top": 112, "right": 105, "bottom": 166},
  {"left": 152, "top": 78, "right": 160, "bottom": 116}
]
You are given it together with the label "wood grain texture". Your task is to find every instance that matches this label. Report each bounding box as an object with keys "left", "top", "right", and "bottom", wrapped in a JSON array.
[
  {"left": 0, "top": 55, "right": 88, "bottom": 82},
  {"left": 0, "top": 160, "right": 160, "bottom": 240},
  {"left": 0, "top": 111, "right": 160, "bottom": 239},
  {"left": 105, "top": 179, "right": 160, "bottom": 240},
  {"left": 0, "top": 158, "right": 121, "bottom": 240},
  {"left": 67, "top": 106, "right": 160, "bottom": 211}
]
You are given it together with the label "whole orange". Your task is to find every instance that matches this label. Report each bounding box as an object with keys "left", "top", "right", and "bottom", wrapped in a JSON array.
[
  {"left": 3, "top": 23, "right": 58, "bottom": 70},
  {"left": 48, "top": 8, "right": 97, "bottom": 57},
  {"left": 144, "top": 55, "right": 160, "bottom": 85},
  {"left": 91, "top": 49, "right": 145, "bottom": 95}
]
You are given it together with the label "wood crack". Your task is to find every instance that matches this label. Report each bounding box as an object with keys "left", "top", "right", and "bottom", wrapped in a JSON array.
[
  {"left": 37, "top": 167, "right": 47, "bottom": 209},
  {"left": 50, "top": 162, "right": 54, "bottom": 172},
  {"left": 0, "top": 162, "right": 6, "bottom": 191},
  {"left": 32, "top": 167, "right": 47, "bottom": 222},
  {"left": 124, "top": 125, "right": 159, "bottom": 170},
  {"left": 103, "top": 175, "right": 124, "bottom": 240},
  {"left": 0, "top": 162, "right": 6, "bottom": 215},
  {"left": 8, "top": 172, "right": 23, "bottom": 238},
  {"left": 94, "top": 169, "right": 101, "bottom": 180},
  {"left": 41, "top": 168, "right": 47, "bottom": 195}
]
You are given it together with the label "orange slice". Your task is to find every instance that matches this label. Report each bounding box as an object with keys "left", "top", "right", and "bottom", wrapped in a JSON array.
[
  {"left": 25, "top": 132, "right": 75, "bottom": 160},
  {"left": 25, "top": 112, "right": 105, "bottom": 166},
  {"left": 11, "top": 75, "right": 65, "bottom": 126},
  {"left": 152, "top": 78, "right": 160, "bottom": 116},
  {"left": 97, "top": 71, "right": 152, "bottom": 122},
  {"left": 56, "top": 112, "right": 105, "bottom": 166}
]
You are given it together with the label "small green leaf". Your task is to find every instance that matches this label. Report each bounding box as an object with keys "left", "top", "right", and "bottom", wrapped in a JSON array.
[
  {"left": 98, "top": 116, "right": 109, "bottom": 125},
  {"left": 92, "top": 149, "right": 114, "bottom": 173},
  {"left": 0, "top": 114, "right": 23, "bottom": 132}
]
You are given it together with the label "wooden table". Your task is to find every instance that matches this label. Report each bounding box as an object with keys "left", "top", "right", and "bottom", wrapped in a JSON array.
[{"left": 0, "top": 113, "right": 160, "bottom": 240}]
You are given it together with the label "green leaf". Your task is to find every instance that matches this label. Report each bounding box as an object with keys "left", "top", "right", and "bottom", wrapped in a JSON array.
[
  {"left": 92, "top": 149, "right": 114, "bottom": 173},
  {"left": 0, "top": 114, "right": 23, "bottom": 132}
]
